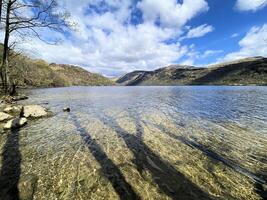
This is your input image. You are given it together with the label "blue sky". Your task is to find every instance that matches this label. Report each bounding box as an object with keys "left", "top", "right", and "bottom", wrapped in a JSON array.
[
  {"left": 17, "top": 0, "right": 267, "bottom": 77},
  {"left": 183, "top": 0, "right": 267, "bottom": 65}
]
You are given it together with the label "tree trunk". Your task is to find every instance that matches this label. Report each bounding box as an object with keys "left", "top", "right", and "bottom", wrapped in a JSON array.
[
  {"left": 0, "top": 0, "right": 2, "bottom": 23},
  {"left": 0, "top": 0, "right": 3, "bottom": 91},
  {"left": 2, "top": 0, "right": 12, "bottom": 94},
  {"left": 10, "top": 82, "right": 16, "bottom": 96}
]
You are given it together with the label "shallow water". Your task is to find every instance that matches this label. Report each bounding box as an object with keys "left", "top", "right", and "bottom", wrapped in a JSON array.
[{"left": 0, "top": 86, "right": 266, "bottom": 200}]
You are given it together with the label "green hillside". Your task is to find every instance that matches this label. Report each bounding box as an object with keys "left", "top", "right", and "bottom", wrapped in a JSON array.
[{"left": 0, "top": 47, "right": 114, "bottom": 88}]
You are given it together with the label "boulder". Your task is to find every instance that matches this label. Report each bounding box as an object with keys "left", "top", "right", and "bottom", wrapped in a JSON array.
[
  {"left": 4, "top": 117, "right": 27, "bottom": 129},
  {"left": 3, "top": 106, "right": 13, "bottom": 113},
  {"left": 0, "top": 112, "right": 13, "bottom": 122},
  {"left": 0, "top": 103, "right": 7, "bottom": 110},
  {"left": 22, "top": 105, "right": 48, "bottom": 118},
  {"left": 3, "top": 105, "right": 22, "bottom": 114}
]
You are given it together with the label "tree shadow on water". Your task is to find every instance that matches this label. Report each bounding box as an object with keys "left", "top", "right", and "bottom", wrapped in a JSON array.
[
  {"left": 0, "top": 128, "right": 21, "bottom": 200},
  {"left": 254, "top": 174, "right": 267, "bottom": 200},
  {"left": 69, "top": 113, "right": 140, "bottom": 200},
  {"left": 147, "top": 121, "right": 267, "bottom": 200},
  {"left": 96, "top": 111, "right": 214, "bottom": 200}
]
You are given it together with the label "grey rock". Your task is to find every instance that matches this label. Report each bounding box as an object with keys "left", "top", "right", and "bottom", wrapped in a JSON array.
[
  {"left": 3, "top": 105, "right": 22, "bottom": 114},
  {"left": 0, "top": 103, "right": 7, "bottom": 110},
  {"left": 22, "top": 105, "right": 48, "bottom": 118},
  {"left": 0, "top": 112, "right": 13, "bottom": 122}
]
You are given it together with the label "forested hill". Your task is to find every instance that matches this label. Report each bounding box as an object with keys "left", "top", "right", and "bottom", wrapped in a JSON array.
[
  {"left": 116, "top": 57, "right": 267, "bottom": 86},
  {"left": 17, "top": 61, "right": 114, "bottom": 87},
  {"left": 0, "top": 46, "right": 114, "bottom": 87}
]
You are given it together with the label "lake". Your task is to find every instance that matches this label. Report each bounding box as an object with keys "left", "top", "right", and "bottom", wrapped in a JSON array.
[{"left": 0, "top": 86, "right": 266, "bottom": 200}]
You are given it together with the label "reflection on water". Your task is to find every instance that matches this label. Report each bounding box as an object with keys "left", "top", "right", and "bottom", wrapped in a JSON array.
[{"left": 0, "top": 86, "right": 266, "bottom": 200}]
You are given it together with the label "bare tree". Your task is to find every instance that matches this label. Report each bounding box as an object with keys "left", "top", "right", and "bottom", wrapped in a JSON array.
[
  {"left": 0, "top": 0, "right": 3, "bottom": 23},
  {"left": 0, "top": 0, "right": 72, "bottom": 94}
]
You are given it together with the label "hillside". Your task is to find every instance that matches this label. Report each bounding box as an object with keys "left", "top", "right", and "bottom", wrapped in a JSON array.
[
  {"left": 1, "top": 51, "right": 114, "bottom": 87},
  {"left": 48, "top": 63, "right": 114, "bottom": 86},
  {"left": 116, "top": 57, "right": 267, "bottom": 86}
]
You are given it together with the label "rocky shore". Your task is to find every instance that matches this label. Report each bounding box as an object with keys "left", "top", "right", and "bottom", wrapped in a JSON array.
[
  {"left": 0, "top": 94, "right": 54, "bottom": 199},
  {"left": 0, "top": 94, "right": 52, "bottom": 132}
]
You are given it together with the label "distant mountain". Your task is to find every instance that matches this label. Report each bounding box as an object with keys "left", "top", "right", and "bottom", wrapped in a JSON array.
[{"left": 117, "top": 57, "right": 267, "bottom": 86}]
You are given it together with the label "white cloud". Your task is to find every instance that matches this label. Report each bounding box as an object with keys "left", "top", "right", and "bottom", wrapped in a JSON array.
[
  {"left": 235, "top": 0, "right": 267, "bottom": 11},
  {"left": 137, "top": 0, "right": 209, "bottom": 28},
  {"left": 223, "top": 24, "right": 267, "bottom": 61},
  {"left": 181, "top": 24, "right": 214, "bottom": 40},
  {"left": 13, "top": 0, "right": 210, "bottom": 76},
  {"left": 181, "top": 59, "right": 195, "bottom": 66},
  {"left": 231, "top": 33, "right": 239, "bottom": 38},
  {"left": 201, "top": 50, "right": 223, "bottom": 58}
]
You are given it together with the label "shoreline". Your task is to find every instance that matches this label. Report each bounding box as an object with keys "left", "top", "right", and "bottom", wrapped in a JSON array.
[
  {"left": 0, "top": 94, "right": 53, "bottom": 133},
  {"left": 16, "top": 84, "right": 267, "bottom": 89}
]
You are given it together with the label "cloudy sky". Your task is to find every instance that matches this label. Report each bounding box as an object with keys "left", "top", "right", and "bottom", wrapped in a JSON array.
[{"left": 17, "top": 0, "right": 267, "bottom": 77}]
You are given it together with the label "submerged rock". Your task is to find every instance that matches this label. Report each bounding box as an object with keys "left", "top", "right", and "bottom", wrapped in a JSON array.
[
  {"left": 18, "top": 174, "right": 38, "bottom": 200},
  {"left": 63, "top": 107, "right": 70, "bottom": 112},
  {"left": 0, "top": 112, "right": 13, "bottom": 122},
  {"left": 4, "top": 117, "right": 27, "bottom": 129},
  {"left": 22, "top": 105, "right": 48, "bottom": 118}
]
